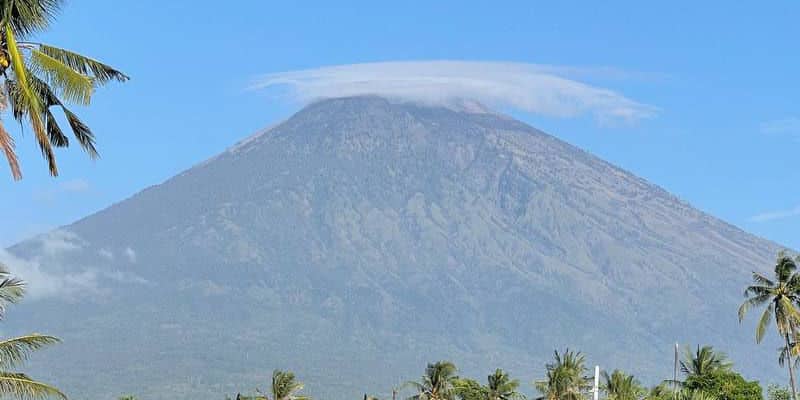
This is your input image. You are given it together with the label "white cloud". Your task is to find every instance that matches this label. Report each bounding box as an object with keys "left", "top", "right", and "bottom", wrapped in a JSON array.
[
  {"left": 760, "top": 117, "right": 800, "bottom": 141},
  {"left": 0, "top": 249, "right": 99, "bottom": 301},
  {"left": 0, "top": 231, "right": 147, "bottom": 301},
  {"left": 37, "top": 229, "right": 85, "bottom": 256},
  {"left": 98, "top": 249, "right": 114, "bottom": 260},
  {"left": 124, "top": 247, "right": 137, "bottom": 263},
  {"left": 749, "top": 204, "right": 800, "bottom": 223},
  {"left": 252, "top": 61, "right": 658, "bottom": 123}
]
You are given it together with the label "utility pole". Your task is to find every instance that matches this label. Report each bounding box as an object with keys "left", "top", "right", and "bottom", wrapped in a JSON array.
[
  {"left": 674, "top": 342, "right": 679, "bottom": 400},
  {"left": 593, "top": 365, "right": 600, "bottom": 400}
]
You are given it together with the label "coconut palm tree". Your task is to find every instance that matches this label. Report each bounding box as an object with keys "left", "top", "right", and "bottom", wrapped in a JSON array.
[
  {"left": 600, "top": 370, "right": 644, "bottom": 400},
  {"left": 0, "top": 0, "right": 127, "bottom": 180},
  {"left": 255, "top": 370, "right": 309, "bottom": 400},
  {"left": 406, "top": 361, "right": 459, "bottom": 400},
  {"left": 738, "top": 252, "right": 800, "bottom": 400},
  {"left": 0, "top": 262, "right": 65, "bottom": 399},
  {"left": 486, "top": 369, "right": 524, "bottom": 400},
  {"left": 534, "top": 349, "right": 590, "bottom": 400},
  {"left": 679, "top": 346, "right": 731, "bottom": 379}
]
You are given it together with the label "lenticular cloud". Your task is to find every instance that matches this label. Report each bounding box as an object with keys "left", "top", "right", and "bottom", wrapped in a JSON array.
[{"left": 252, "top": 61, "right": 656, "bottom": 123}]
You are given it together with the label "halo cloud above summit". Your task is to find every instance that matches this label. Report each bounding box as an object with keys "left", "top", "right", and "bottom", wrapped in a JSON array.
[{"left": 252, "top": 61, "right": 657, "bottom": 123}]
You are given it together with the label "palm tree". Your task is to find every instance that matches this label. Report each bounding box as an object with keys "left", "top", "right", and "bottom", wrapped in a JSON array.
[
  {"left": 406, "top": 361, "right": 459, "bottom": 400},
  {"left": 600, "top": 370, "right": 644, "bottom": 400},
  {"left": 679, "top": 346, "right": 731, "bottom": 379},
  {"left": 256, "top": 370, "right": 309, "bottom": 400},
  {"left": 0, "top": 0, "right": 127, "bottom": 180},
  {"left": 0, "top": 262, "right": 66, "bottom": 399},
  {"left": 738, "top": 252, "right": 800, "bottom": 400},
  {"left": 534, "top": 349, "right": 590, "bottom": 400},
  {"left": 486, "top": 369, "right": 524, "bottom": 400}
]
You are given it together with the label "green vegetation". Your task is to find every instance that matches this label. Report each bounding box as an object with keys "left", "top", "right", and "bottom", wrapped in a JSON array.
[
  {"left": 225, "top": 349, "right": 769, "bottom": 400},
  {"left": 739, "top": 252, "right": 800, "bottom": 400},
  {"left": 768, "top": 385, "right": 792, "bottom": 400},
  {"left": 534, "top": 349, "right": 590, "bottom": 400},
  {"left": 235, "top": 370, "right": 309, "bottom": 400},
  {"left": 0, "top": 263, "right": 64, "bottom": 399},
  {"left": 683, "top": 372, "right": 762, "bottom": 400},
  {"left": 450, "top": 369, "right": 523, "bottom": 400},
  {"left": 487, "top": 369, "right": 523, "bottom": 400},
  {"left": 453, "top": 377, "right": 488, "bottom": 400},
  {"left": 679, "top": 346, "right": 732, "bottom": 378},
  {"left": 600, "top": 370, "right": 644, "bottom": 400},
  {"left": 0, "top": 0, "right": 127, "bottom": 180},
  {"left": 406, "top": 361, "right": 459, "bottom": 400},
  {"left": 667, "top": 347, "right": 761, "bottom": 400}
]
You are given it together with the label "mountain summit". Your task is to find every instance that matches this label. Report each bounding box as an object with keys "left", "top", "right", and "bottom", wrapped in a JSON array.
[{"left": 7, "top": 96, "right": 780, "bottom": 399}]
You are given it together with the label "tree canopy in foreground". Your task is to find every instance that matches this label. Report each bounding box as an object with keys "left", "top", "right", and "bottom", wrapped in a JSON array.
[{"left": 0, "top": 0, "right": 127, "bottom": 180}]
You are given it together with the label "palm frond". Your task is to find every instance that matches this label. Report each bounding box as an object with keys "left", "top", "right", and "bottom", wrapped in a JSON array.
[
  {"left": 0, "top": 372, "right": 66, "bottom": 400},
  {"left": 31, "top": 77, "right": 96, "bottom": 157},
  {"left": 0, "top": 0, "right": 62, "bottom": 37},
  {"left": 0, "top": 277, "right": 25, "bottom": 317},
  {"left": 61, "top": 108, "right": 96, "bottom": 158},
  {"left": 5, "top": 24, "right": 57, "bottom": 175},
  {"left": 0, "top": 119, "right": 22, "bottom": 179},
  {"left": 28, "top": 49, "right": 93, "bottom": 105},
  {"left": 0, "top": 263, "right": 24, "bottom": 317},
  {"left": 779, "top": 296, "right": 800, "bottom": 329},
  {"left": 743, "top": 284, "right": 773, "bottom": 297},
  {"left": 750, "top": 272, "right": 775, "bottom": 288},
  {"left": 8, "top": 76, "right": 97, "bottom": 158},
  {"left": 0, "top": 334, "right": 60, "bottom": 369},
  {"left": 44, "top": 108, "right": 67, "bottom": 147},
  {"left": 403, "top": 382, "right": 425, "bottom": 393},
  {"left": 738, "top": 293, "right": 771, "bottom": 321},
  {"left": 778, "top": 343, "right": 800, "bottom": 369},
  {"left": 756, "top": 304, "right": 774, "bottom": 343},
  {"left": 270, "top": 370, "right": 308, "bottom": 400},
  {"left": 37, "top": 44, "right": 128, "bottom": 84}
]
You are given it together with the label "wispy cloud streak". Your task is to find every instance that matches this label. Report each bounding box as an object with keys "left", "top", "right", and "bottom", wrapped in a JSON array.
[
  {"left": 750, "top": 204, "right": 800, "bottom": 223},
  {"left": 252, "top": 61, "right": 657, "bottom": 123}
]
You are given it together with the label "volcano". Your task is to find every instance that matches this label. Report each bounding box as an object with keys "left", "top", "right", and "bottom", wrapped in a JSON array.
[{"left": 6, "top": 96, "right": 781, "bottom": 399}]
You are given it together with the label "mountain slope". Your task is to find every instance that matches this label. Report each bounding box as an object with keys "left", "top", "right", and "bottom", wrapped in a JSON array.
[{"left": 6, "top": 96, "right": 782, "bottom": 399}]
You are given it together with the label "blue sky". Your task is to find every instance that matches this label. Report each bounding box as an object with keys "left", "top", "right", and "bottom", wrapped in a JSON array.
[{"left": 1, "top": 0, "right": 798, "bottom": 251}]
